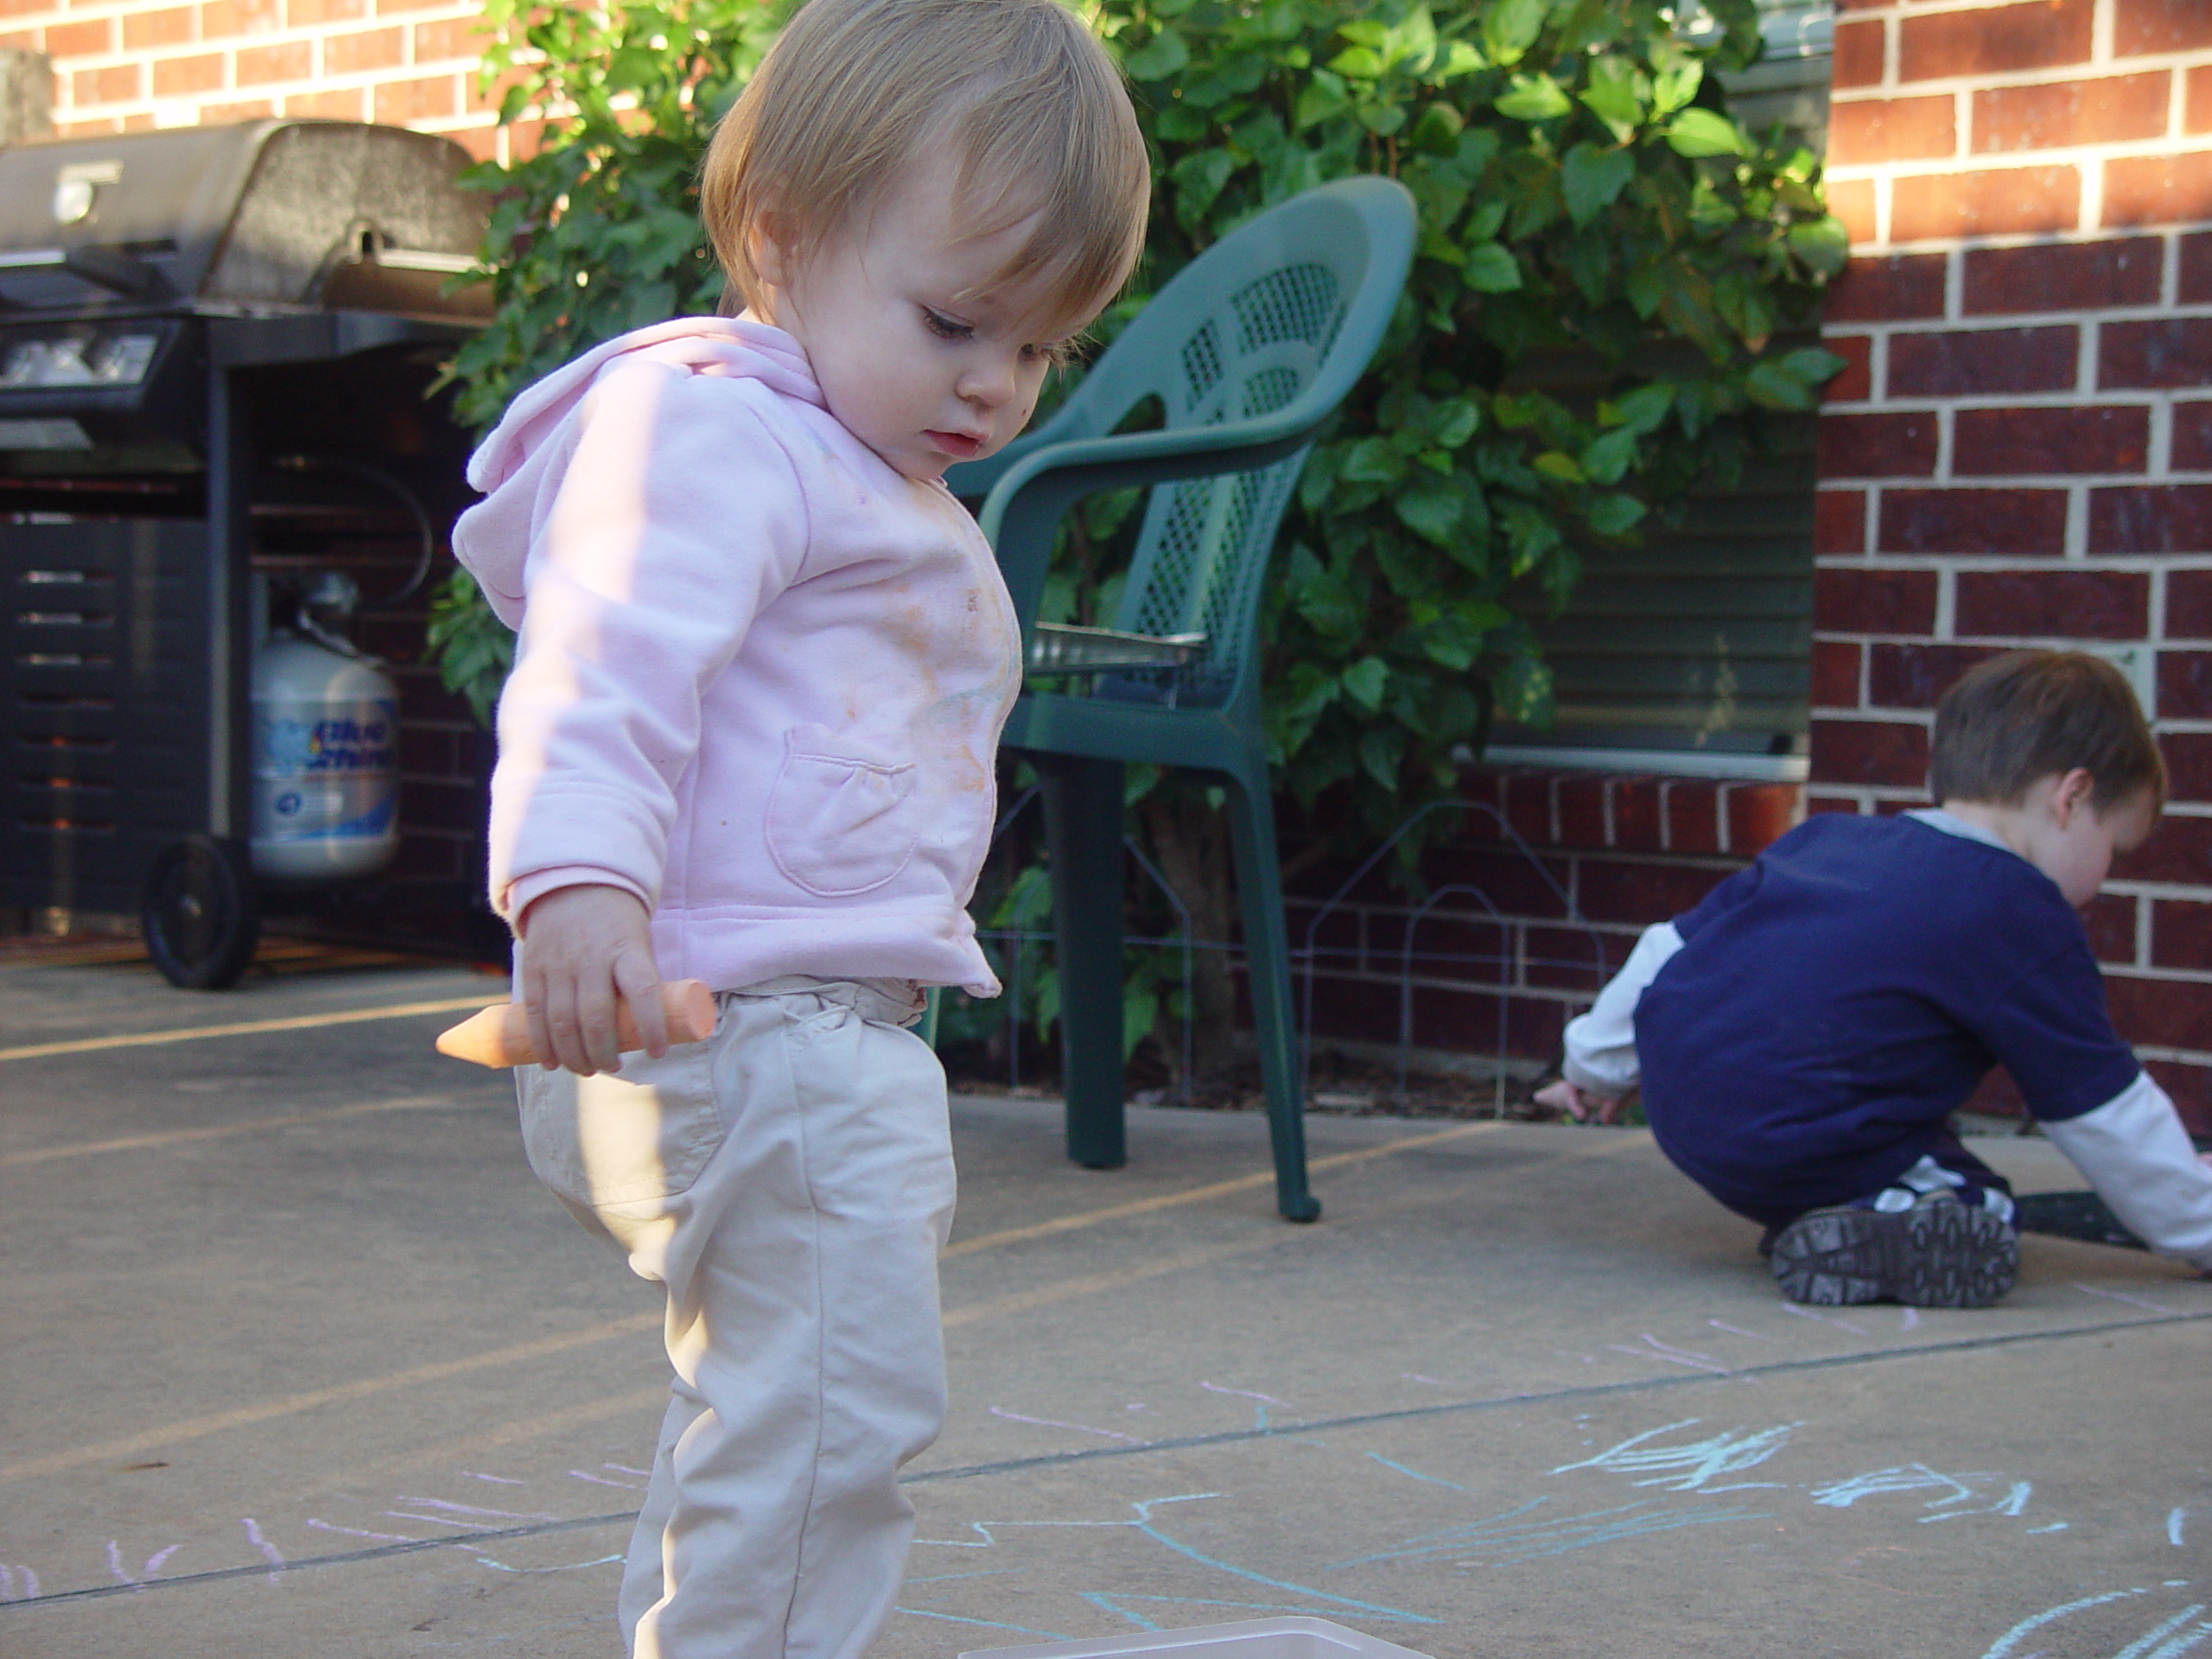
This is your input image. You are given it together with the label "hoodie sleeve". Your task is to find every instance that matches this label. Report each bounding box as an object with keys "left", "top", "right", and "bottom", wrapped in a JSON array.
[{"left": 488, "top": 361, "right": 811, "bottom": 922}]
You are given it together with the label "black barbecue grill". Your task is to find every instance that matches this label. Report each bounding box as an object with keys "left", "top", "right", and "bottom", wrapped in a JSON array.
[{"left": 0, "top": 119, "right": 489, "bottom": 985}]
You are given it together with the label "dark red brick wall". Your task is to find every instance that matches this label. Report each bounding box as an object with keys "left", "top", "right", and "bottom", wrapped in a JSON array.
[
  {"left": 1820, "top": 0, "right": 2212, "bottom": 1133},
  {"left": 1287, "top": 772, "right": 1802, "bottom": 1075}
]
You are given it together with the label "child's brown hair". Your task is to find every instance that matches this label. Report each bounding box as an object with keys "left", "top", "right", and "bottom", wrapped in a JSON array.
[
  {"left": 700, "top": 0, "right": 1148, "bottom": 330},
  {"left": 1929, "top": 649, "right": 2166, "bottom": 814}
]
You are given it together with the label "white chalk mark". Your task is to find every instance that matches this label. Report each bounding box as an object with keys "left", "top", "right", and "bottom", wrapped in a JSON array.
[
  {"left": 1200, "top": 1382, "right": 1289, "bottom": 1406},
  {"left": 461, "top": 1471, "right": 525, "bottom": 1484},
  {"left": 392, "top": 1497, "right": 559, "bottom": 1521},
  {"left": 988, "top": 1406, "right": 1146, "bottom": 1445},
  {"left": 2025, "top": 1522, "right": 2069, "bottom": 1534},
  {"left": 308, "top": 1519, "right": 422, "bottom": 1543},
  {"left": 143, "top": 1545, "right": 179, "bottom": 1577},
  {"left": 2173, "top": 1509, "right": 2189, "bottom": 1547},
  {"left": 473, "top": 1553, "right": 624, "bottom": 1575},
  {"left": 2112, "top": 1604, "right": 2209, "bottom": 1659},
  {"left": 1707, "top": 1320, "right": 1779, "bottom": 1343},
  {"left": 568, "top": 1470, "right": 644, "bottom": 1489},
  {"left": 1401, "top": 1373, "right": 1450, "bottom": 1385},
  {"left": 1778, "top": 1303, "right": 1869, "bottom": 1335},
  {"left": 105, "top": 1541, "right": 140, "bottom": 1589},
  {"left": 389, "top": 1513, "right": 518, "bottom": 1529},
  {"left": 240, "top": 1518, "right": 283, "bottom": 1583},
  {"left": 1555, "top": 1351, "right": 1598, "bottom": 1363},
  {"left": 2071, "top": 1282, "right": 2177, "bottom": 1314},
  {"left": 1977, "top": 1587, "right": 2147, "bottom": 1659},
  {"left": 604, "top": 1463, "right": 651, "bottom": 1477},
  {"left": 1901, "top": 1308, "right": 1921, "bottom": 1330},
  {"left": 1552, "top": 1419, "right": 1797, "bottom": 1491},
  {"left": 2148, "top": 1624, "right": 2212, "bottom": 1659},
  {"left": 1604, "top": 1344, "right": 1728, "bottom": 1376}
]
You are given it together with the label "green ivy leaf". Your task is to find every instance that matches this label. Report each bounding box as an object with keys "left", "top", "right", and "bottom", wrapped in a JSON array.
[
  {"left": 1480, "top": 0, "right": 1546, "bottom": 67},
  {"left": 1341, "top": 435, "right": 1407, "bottom": 485},
  {"left": 1786, "top": 215, "right": 1851, "bottom": 277},
  {"left": 1650, "top": 54, "right": 1703, "bottom": 116},
  {"left": 1744, "top": 358, "right": 1815, "bottom": 410},
  {"left": 1611, "top": 385, "right": 1674, "bottom": 435},
  {"left": 1582, "top": 492, "right": 1646, "bottom": 536},
  {"left": 1123, "top": 27, "right": 1190, "bottom": 79},
  {"left": 1462, "top": 241, "right": 1522, "bottom": 291},
  {"left": 1579, "top": 54, "right": 1647, "bottom": 140},
  {"left": 1560, "top": 143, "right": 1634, "bottom": 226},
  {"left": 1664, "top": 107, "right": 1747, "bottom": 157},
  {"left": 1531, "top": 449, "right": 1586, "bottom": 483},
  {"left": 1496, "top": 71, "right": 1571, "bottom": 122},
  {"left": 1580, "top": 426, "right": 1637, "bottom": 485},
  {"left": 1342, "top": 655, "right": 1389, "bottom": 709},
  {"left": 1395, "top": 475, "right": 1465, "bottom": 543}
]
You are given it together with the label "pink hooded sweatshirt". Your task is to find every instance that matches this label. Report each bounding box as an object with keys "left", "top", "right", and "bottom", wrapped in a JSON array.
[{"left": 453, "top": 317, "right": 1021, "bottom": 996}]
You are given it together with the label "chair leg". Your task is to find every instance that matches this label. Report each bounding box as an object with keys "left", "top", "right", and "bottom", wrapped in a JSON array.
[
  {"left": 1037, "top": 753, "right": 1127, "bottom": 1169},
  {"left": 1223, "top": 762, "right": 1321, "bottom": 1222}
]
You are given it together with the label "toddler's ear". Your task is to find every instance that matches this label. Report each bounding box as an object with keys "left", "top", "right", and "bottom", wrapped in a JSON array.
[{"left": 750, "top": 211, "right": 795, "bottom": 290}]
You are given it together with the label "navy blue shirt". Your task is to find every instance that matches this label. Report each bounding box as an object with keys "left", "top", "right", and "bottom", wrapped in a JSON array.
[{"left": 1636, "top": 812, "right": 2141, "bottom": 1221}]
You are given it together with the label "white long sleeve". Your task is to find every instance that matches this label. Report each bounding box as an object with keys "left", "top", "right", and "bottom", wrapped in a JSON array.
[
  {"left": 1560, "top": 921, "right": 1684, "bottom": 1099},
  {"left": 2039, "top": 1073, "right": 2212, "bottom": 1272}
]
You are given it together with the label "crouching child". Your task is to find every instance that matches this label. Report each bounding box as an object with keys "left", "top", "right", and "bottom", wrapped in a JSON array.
[{"left": 1536, "top": 651, "right": 2212, "bottom": 1306}]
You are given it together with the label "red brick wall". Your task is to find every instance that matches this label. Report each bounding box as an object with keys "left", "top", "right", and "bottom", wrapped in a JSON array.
[
  {"left": 1817, "top": 0, "right": 2212, "bottom": 1132},
  {"left": 1288, "top": 772, "right": 1803, "bottom": 1074},
  {"left": 0, "top": 0, "right": 507, "bottom": 157}
]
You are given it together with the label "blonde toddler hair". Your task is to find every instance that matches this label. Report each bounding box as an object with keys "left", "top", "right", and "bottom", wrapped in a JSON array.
[{"left": 701, "top": 0, "right": 1149, "bottom": 331}]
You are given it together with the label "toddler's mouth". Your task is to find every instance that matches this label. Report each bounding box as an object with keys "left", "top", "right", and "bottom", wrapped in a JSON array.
[{"left": 927, "top": 429, "right": 984, "bottom": 459}]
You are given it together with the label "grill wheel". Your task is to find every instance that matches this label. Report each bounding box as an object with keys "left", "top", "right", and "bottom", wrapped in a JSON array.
[{"left": 140, "top": 835, "right": 259, "bottom": 989}]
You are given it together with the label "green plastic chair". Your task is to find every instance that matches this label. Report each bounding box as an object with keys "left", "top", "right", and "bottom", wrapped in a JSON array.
[{"left": 947, "top": 175, "right": 1416, "bottom": 1223}]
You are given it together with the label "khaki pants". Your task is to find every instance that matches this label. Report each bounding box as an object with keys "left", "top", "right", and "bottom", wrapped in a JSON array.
[{"left": 518, "top": 977, "right": 953, "bottom": 1659}]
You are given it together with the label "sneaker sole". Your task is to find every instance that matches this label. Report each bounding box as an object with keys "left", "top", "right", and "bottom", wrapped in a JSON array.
[{"left": 1770, "top": 1204, "right": 2018, "bottom": 1308}]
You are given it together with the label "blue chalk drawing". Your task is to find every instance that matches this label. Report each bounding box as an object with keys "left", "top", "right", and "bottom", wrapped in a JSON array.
[
  {"left": 1128, "top": 1496, "right": 1438, "bottom": 1624},
  {"left": 1328, "top": 1496, "right": 1772, "bottom": 1570},
  {"left": 1978, "top": 1587, "right": 2149, "bottom": 1659},
  {"left": 1808, "top": 1465, "right": 2032, "bottom": 1522},
  {"left": 1550, "top": 1419, "right": 1799, "bottom": 1491},
  {"left": 2175, "top": 1510, "right": 2190, "bottom": 1548},
  {"left": 1366, "top": 1452, "right": 1466, "bottom": 1491},
  {"left": 918, "top": 1496, "right": 1436, "bottom": 1626},
  {"left": 2113, "top": 1605, "right": 2210, "bottom": 1659}
]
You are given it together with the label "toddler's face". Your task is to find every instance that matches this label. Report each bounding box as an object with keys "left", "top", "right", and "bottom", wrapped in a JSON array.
[{"left": 755, "top": 152, "right": 1093, "bottom": 483}]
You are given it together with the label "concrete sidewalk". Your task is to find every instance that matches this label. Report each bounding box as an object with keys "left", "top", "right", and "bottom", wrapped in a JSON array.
[{"left": 3, "top": 954, "right": 2208, "bottom": 1657}]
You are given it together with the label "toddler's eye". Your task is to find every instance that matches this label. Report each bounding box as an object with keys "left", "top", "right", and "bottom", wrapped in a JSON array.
[{"left": 922, "top": 307, "right": 973, "bottom": 340}]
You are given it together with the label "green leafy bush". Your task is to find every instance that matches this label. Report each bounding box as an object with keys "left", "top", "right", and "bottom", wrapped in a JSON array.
[{"left": 432, "top": 0, "right": 1841, "bottom": 1081}]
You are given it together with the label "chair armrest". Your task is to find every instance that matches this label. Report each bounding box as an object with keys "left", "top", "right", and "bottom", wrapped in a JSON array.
[{"left": 976, "top": 414, "right": 1323, "bottom": 630}]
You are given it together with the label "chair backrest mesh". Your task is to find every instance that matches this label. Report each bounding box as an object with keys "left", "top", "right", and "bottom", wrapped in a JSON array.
[{"left": 1114, "top": 261, "right": 1346, "bottom": 706}]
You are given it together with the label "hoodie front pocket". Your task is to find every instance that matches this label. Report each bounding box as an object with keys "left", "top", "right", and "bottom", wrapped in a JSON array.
[{"left": 765, "top": 724, "right": 920, "bottom": 898}]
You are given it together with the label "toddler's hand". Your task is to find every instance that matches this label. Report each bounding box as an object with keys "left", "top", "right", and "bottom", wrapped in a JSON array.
[
  {"left": 516, "top": 884, "right": 667, "bottom": 1076},
  {"left": 1534, "top": 1077, "right": 1628, "bottom": 1125}
]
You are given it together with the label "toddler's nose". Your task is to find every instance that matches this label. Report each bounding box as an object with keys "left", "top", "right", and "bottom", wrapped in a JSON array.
[{"left": 958, "top": 351, "right": 1020, "bottom": 409}]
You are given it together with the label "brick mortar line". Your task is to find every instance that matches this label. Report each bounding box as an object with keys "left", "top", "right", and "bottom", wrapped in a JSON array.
[
  {"left": 1834, "top": 56, "right": 2212, "bottom": 101},
  {"left": 1815, "top": 555, "right": 2212, "bottom": 569},
  {"left": 1829, "top": 141, "right": 2212, "bottom": 179}
]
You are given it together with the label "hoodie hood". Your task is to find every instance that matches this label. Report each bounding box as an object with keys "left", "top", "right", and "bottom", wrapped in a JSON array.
[{"left": 454, "top": 316, "right": 824, "bottom": 626}]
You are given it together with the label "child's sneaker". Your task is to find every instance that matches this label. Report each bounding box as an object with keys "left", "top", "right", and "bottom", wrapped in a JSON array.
[{"left": 1769, "top": 1192, "right": 2018, "bottom": 1307}]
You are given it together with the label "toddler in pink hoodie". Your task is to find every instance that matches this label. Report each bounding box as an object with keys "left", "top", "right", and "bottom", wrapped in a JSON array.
[{"left": 449, "top": 0, "right": 1147, "bottom": 1651}]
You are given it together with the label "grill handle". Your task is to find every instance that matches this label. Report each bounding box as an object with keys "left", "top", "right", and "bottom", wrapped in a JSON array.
[{"left": 0, "top": 246, "right": 169, "bottom": 302}]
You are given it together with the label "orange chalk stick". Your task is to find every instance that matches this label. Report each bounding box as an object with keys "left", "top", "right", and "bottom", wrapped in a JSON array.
[{"left": 435, "top": 979, "right": 717, "bottom": 1068}]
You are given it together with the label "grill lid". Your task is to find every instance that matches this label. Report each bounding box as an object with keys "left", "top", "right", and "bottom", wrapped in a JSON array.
[{"left": 0, "top": 119, "right": 489, "bottom": 319}]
